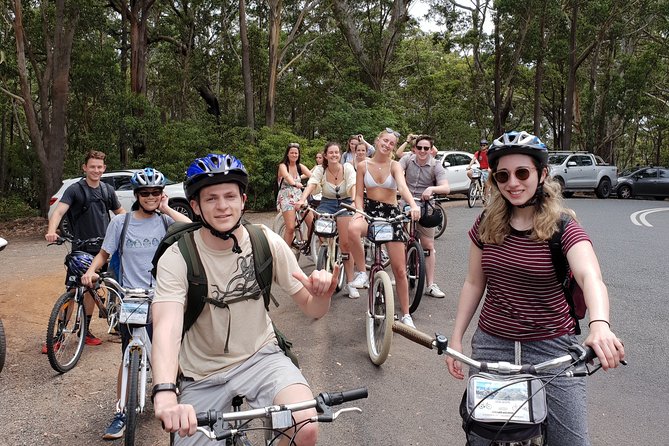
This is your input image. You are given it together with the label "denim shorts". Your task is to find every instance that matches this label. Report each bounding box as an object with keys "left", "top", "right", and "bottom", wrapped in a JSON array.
[{"left": 317, "top": 197, "right": 352, "bottom": 216}]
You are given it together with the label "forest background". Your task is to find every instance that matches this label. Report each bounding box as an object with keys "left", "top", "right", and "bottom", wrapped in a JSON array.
[{"left": 0, "top": 0, "right": 667, "bottom": 218}]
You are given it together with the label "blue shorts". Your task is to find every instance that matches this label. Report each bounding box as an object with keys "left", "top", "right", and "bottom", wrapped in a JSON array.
[{"left": 317, "top": 197, "right": 353, "bottom": 216}]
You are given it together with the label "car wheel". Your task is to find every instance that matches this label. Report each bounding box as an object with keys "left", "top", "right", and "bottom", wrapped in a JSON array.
[
  {"left": 617, "top": 185, "right": 632, "bottom": 199},
  {"left": 562, "top": 191, "right": 574, "bottom": 198},
  {"left": 554, "top": 177, "right": 565, "bottom": 193},
  {"left": 169, "top": 199, "right": 194, "bottom": 219},
  {"left": 595, "top": 178, "right": 611, "bottom": 198}
]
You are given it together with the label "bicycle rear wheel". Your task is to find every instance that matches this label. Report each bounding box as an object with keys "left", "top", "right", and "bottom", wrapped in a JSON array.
[
  {"left": 46, "top": 290, "right": 87, "bottom": 373},
  {"left": 434, "top": 203, "right": 447, "bottom": 239},
  {"left": 406, "top": 240, "right": 426, "bottom": 314},
  {"left": 124, "top": 348, "right": 141, "bottom": 446},
  {"left": 0, "top": 319, "right": 5, "bottom": 374},
  {"left": 468, "top": 183, "right": 479, "bottom": 208},
  {"left": 366, "top": 271, "right": 394, "bottom": 365}
]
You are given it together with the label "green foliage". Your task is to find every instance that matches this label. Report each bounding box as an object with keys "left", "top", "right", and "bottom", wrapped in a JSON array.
[{"left": 0, "top": 194, "right": 40, "bottom": 221}]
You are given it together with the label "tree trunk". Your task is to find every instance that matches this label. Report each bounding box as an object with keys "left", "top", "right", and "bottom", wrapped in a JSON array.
[
  {"left": 265, "top": 0, "right": 281, "bottom": 127},
  {"left": 533, "top": 4, "right": 546, "bottom": 136},
  {"left": 120, "top": 0, "right": 129, "bottom": 167},
  {"left": 12, "top": 0, "right": 78, "bottom": 215},
  {"left": 563, "top": 0, "right": 578, "bottom": 151},
  {"left": 240, "top": 0, "right": 255, "bottom": 130}
]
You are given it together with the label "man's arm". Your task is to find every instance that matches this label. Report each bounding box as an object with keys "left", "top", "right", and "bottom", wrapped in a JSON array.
[
  {"left": 289, "top": 267, "right": 339, "bottom": 319},
  {"left": 46, "top": 202, "right": 70, "bottom": 242}
]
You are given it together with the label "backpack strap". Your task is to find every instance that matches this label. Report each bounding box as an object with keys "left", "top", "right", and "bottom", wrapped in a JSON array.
[
  {"left": 548, "top": 214, "right": 581, "bottom": 335},
  {"left": 243, "top": 222, "right": 277, "bottom": 310},
  {"left": 179, "top": 231, "right": 208, "bottom": 334},
  {"left": 116, "top": 212, "right": 132, "bottom": 284}
]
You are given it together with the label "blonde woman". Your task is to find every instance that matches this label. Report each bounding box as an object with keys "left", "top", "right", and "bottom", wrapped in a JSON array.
[{"left": 347, "top": 128, "right": 421, "bottom": 328}]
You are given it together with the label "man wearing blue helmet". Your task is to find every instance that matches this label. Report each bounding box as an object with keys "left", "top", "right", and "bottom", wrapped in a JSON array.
[
  {"left": 151, "top": 154, "right": 338, "bottom": 446},
  {"left": 81, "top": 167, "right": 191, "bottom": 440}
]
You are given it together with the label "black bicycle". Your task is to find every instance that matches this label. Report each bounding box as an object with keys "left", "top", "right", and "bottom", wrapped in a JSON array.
[
  {"left": 194, "top": 387, "right": 368, "bottom": 445},
  {"left": 392, "top": 322, "right": 627, "bottom": 446}
]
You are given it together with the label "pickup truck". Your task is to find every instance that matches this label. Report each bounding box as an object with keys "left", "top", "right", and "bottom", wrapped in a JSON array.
[{"left": 548, "top": 152, "right": 617, "bottom": 198}]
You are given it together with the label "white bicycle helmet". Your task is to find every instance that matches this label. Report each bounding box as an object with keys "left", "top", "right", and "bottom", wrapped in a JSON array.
[{"left": 488, "top": 131, "right": 548, "bottom": 167}]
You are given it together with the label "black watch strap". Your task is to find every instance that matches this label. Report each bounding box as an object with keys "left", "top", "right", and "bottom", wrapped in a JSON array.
[{"left": 151, "top": 383, "right": 178, "bottom": 403}]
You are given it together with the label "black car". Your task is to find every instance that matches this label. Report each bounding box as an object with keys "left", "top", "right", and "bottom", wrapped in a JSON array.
[{"left": 615, "top": 166, "right": 669, "bottom": 200}]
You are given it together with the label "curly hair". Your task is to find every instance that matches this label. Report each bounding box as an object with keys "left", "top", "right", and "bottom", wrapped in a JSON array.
[{"left": 479, "top": 164, "right": 577, "bottom": 244}]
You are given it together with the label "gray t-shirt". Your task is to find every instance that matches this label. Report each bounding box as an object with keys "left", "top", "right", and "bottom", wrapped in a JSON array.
[
  {"left": 399, "top": 154, "right": 448, "bottom": 199},
  {"left": 102, "top": 212, "right": 174, "bottom": 288}
]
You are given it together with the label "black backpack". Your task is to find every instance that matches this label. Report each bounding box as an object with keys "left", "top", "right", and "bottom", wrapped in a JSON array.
[{"left": 150, "top": 220, "right": 298, "bottom": 367}]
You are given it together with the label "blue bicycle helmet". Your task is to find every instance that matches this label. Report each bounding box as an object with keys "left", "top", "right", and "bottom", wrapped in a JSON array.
[
  {"left": 66, "top": 251, "right": 94, "bottom": 277},
  {"left": 487, "top": 131, "right": 548, "bottom": 168},
  {"left": 131, "top": 168, "right": 167, "bottom": 191},
  {"left": 184, "top": 153, "right": 249, "bottom": 200}
]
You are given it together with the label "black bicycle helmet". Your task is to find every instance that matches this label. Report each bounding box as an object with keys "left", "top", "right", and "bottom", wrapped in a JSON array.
[
  {"left": 66, "top": 251, "right": 94, "bottom": 277},
  {"left": 418, "top": 201, "right": 443, "bottom": 228},
  {"left": 184, "top": 153, "right": 248, "bottom": 200},
  {"left": 131, "top": 168, "right": 166, "bottom": 191},
  {"left": 487, "top": 131, "right": 548, "bottom": 168}
]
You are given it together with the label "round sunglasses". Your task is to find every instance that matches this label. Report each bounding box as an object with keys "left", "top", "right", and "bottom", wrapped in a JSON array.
[{"left": 492, "top": 167, "right": 536, "bottom": 184}]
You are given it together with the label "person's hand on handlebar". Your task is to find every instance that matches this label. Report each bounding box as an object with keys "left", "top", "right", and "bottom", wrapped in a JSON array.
[
  {"left": 409, "top": 205, "right": 420, "bottom": 221},
  {"left": 295, "top": 198, "right": 307, "bottom": 210},
  {"left": 155, "top": 392, "right": 198, "bottom": 438},
  {"left": 421, "top": 188, "right": 435, "bottom": 201},
  {"left": 584, "top": 322, "right": 625, "bottom": 371},
  {"left": 45, "top": 232, "right": 59, "bottom": 243},
  {"left": 81, "top": 270, "right": 99, "bottom": 288},
  {"left": 445, "top": 339, "right": 465, "bottom": 380}
]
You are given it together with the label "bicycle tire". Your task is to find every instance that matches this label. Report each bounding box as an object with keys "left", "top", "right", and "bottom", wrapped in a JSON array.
[
  {"left": 434, "top": 203, "right": 447, "bottom": 239},
  {"left": 333, "top": 240, "right": 346, "bottom": 292},
  {"left": 46, "top": 290, "right": 87, "bottom": 373},
  {"left": 316, "top": 245, "right": 328, "bottom": 270},
  {"left": 366, "top": 271, "right": 394, "bottom": 365},
  {"left": 276, "top": 221, "right": 302, "bottom": 261},
  {"left": 0, "top": 319, "right": 6, "bottom": 374},
  {"left": 124, "top": 348, "right": 141, "bottom": 446},
  {"left": 406, "top": 240, "right": 426, "bottom": 314},
  {"left": 468, "top": 183, "right": 478, "bottom": 208}
]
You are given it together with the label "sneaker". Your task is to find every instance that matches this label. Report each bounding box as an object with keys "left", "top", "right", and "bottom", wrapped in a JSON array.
[
  {"left": 85, "top": 332, "right": 103, "bottom": 346},
  {"left": 351, "top": 271, "right": 369, "bottom": 289},
  {"left": 346, "top": 283, "right": 360, "bottom": 299},
  {"left": 425, "top": 283, "right": 446, "bottom": 298},
  {"left": 400, "top": 314, "right": 416, "bottom": 329},
  {"left": 102, "top": 413, "right": 126, "bottom": 440},
  {"left": 41, "top": 341, "right": 61, "bottom": 354}
]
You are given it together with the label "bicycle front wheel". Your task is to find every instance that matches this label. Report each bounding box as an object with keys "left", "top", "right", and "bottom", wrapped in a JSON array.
[
  {"left": 0, "top": 319, "right": 6, "bottom": 374},
  {"left": 434, "top": 203, "right": 447, "bottom": 239},
  {"left": 124, "top": 348, "right": 141, "bottom": 446},
  {"left": 333, "top": 240, "right": 346, "bottom": 292},
  {"left": 316, "top": 245, "right": 328, "bottom": 270},
  {"left": 276, "top": 221, "right": 303, "bottom": 261},
  {"left": 366, "top": 271, "right": 394, "bottom": 365},
  {"left": 46, "top": 290, "right": 87, "bottom": 373},
  {"left": 406, "top": 241, "right": 426, "bottom": 314},
  {"left": 468, "top": 183, "right": 479, "bottom": 208}
]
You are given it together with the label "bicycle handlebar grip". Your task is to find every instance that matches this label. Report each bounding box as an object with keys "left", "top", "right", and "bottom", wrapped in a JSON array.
[
  {"left": 320, "top": 387, "right": 368, "bottom": 406},
  {"left": 196, "top": 410, "right": 217, "bottom": 426},
  {"left": 583, "top": 345, "right": 597, "bottom": 362},
  {"left": 392, "top": 321, "right": 434, "bottom": 349}
]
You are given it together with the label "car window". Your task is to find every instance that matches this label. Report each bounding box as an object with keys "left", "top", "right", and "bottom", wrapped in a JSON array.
[
  {"left": 638, "top": 168, "right": 657, "bottom": 179},
  {"left": 548, "top": 154, "right": 568, "bottom": 165},
  {"left": 576, "top": 155, "right": 593, "bottom": 166},
  {"left": 444, "top": 154, "right": 471, "bottom": 166},
  {"left": 114, "top": 176, "right": 133, "bottom": 191},
  {"left": 659, "top": 169, "right": 669, "bottom": 178}
]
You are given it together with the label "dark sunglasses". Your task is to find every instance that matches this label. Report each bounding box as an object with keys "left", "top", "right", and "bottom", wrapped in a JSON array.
[
  {"left": 288, "top": 143, "right": 300, "bottom": 148},
  {"left": 415, "top": 145, "right": 431, "bottom": 151},
  {"left": 492, "top": 167, "right": 536, "bottom": 184},
  {"left": 335, "top": 185, "right": 341, "bottom": 200},
  {"left": 384, "top": 127, "right": 401, "bottom": 138},
  {"left": 138, "top": 190, "right": 163, "bottom": 197}
]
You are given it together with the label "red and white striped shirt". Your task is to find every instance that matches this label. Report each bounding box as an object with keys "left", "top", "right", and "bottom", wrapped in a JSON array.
[{"left": 469, "top": 215, "right": 591, "bottom": 341}]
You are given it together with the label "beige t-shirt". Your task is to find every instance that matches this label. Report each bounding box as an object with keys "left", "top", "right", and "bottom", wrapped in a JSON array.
[
  {"left": 307, "top": 164, "right": 356, "bottom": 199},
  {"left": 154, "top": 224, "right": 303, "bottom": 380}
]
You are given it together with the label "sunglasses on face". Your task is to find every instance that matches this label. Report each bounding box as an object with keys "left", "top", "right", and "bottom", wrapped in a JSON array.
[
  {"left": 384, "top": 127, "right": 401, "bottom": 138},
  {"left": 492, "top": 167, "right": 536, "bottom": 184},
  {"left": 138, "top": 190, "right": 163, "bottom": 197},
  {"left": 415, "top": 145, "right": 431, "bottom": 151}
]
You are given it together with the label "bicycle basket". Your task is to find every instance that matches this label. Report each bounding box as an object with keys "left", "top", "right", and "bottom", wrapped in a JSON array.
[
  {"left": 314, "top": 218, "right": 337, "bottom": 236},
  {"left": 470, "top": 169, "right": 482, "bottom": 179},
  {"left": 460, "top": 373, "right": 547, "bottom": 442},
  {"left": 120, "top": 295, "right": 152, "bottom": 326},
  {"left": 367, "top": 221, "right": 394, "bottom": 242}
]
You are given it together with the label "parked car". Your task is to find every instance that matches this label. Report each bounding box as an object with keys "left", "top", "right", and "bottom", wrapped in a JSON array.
[
  {"left": 48, "top": 170, "right": 193, "bottom": 234},
  {"left": 614, "top": 166, "right": 669, "bottom": 200},
  {"left": 435, "top": 150, "right": 475, "bottom": 195},
  {"left": 548, "top": 151, "right": 617, "bottom": 198}
]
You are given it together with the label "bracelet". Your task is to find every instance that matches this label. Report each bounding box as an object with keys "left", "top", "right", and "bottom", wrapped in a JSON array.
[
  {"left": 151, "top": 383, "right": 178, "bottom": 403},
  {"left": 588, "top": 319, "right": 611, "bottom": 328}
]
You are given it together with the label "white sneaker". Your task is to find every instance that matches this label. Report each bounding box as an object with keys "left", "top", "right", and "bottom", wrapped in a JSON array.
[
  {"left": 351, "top": 271, "right": 369, "bottom": 289},
  {"left": 425, "top": 283, "right": 446, "bottom": 298},
  {"left": 400, "top": 314, "right": 416, "bottom": 329},
  {"left": 346, "top": 283, "right": 360, "bottom": 299}
]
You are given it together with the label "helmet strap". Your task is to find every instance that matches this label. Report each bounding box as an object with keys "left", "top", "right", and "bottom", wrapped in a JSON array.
[
  {"left": 200, "top": 214, "right": 244, "bottom": 254},
  {"left": 517, "top": 181, "right": 547, "bottom": 208}
]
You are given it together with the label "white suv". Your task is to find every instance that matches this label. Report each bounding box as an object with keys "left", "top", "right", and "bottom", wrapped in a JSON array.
[{"left": 48, "top": 170, "right": 193, "bottom": 231}]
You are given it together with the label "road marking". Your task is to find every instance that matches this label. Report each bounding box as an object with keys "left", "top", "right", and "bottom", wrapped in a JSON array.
[{"left": 630, "top": 208, "right": 669, "bottom": 227}]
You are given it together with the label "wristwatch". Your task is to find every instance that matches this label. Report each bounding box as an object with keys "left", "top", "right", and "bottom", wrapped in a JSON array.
[{"left": 151, "top": 383, "right": 178, "bottom": 403}]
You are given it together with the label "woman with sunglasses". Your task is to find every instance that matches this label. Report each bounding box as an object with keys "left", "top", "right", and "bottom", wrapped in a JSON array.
[
  {"left": 80, "top": 167, "right": 191, "bottom": 440},
  {"left": 296, "top": 142, "right": 358, "bottom": 297},
  {"left": 347, "top": 128, "right": 421, "bottom": 328},
  {"left": 445, "top": 131, "right": 625, "bottom": 446},
  {"left": 276, "top": 143, "right": 313, "bottom": 246}
]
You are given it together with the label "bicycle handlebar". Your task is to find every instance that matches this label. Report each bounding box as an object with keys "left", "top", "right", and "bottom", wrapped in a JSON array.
[
  {"left": 195, "top": 387, "right": 368, "bottom": 441},
  {"left": 48, "top": 235, "right": 104, "bottom": 248},
  {"left": 306, "top": 207, "right": 350, "bottom": 220},
  {"left": 391, "top": 322, "right": 624, "bottom": 376},
  {"left": 340, "top": 203, "right": 407, "bottom": 224}
]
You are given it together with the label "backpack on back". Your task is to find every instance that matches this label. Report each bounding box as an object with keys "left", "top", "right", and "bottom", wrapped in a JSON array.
[
  {"left": 150, "top": 220, "right": 298, "bottom": 367},
  {"left": 548, "top": 215, "right": 587, "bottom": 335}
]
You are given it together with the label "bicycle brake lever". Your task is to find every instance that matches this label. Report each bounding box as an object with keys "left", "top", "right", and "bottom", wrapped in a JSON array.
[{"left": 314, "top": 407, "right": 362, "bottom": 422}]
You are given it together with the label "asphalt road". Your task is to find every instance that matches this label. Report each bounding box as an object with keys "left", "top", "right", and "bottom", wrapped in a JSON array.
[{"left": 267, "top": 196, "right": 669, "bottom": 445}]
